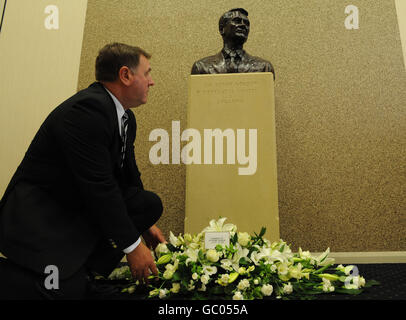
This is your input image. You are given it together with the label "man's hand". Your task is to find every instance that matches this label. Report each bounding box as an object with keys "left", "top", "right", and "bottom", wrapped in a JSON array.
[
  {"left": 126, "top": 242, "right": 158, "bottom": 285},
  {"left": 142, "top": 224, "right": 166, "bottom": 250}
]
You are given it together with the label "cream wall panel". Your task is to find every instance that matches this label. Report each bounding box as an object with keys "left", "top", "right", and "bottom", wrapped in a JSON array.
[
  {"left": 0, "top": 0, "right": 88, "bottom": 196},
  {"left": 395, "top": 0, "right": 406, "bottom": 70}
]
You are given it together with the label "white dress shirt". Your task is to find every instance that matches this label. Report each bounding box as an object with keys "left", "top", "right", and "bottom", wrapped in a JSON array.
[{"left": 104, "top": 86, "right": 141, "bottom": 254}]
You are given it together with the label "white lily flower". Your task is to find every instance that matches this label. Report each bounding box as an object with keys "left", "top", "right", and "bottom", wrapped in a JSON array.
[
  {"left": 189, "top": 242, "right": 200, "bottom": 250},
  {"left": 289, "top": 263, "right": 303, "bottom": 279},
  {"left": 263, "top": 239, "right": 272, "bottom": 247},
  {"left": 316, "top": 247, "right": 335, "bottom": 266},
  {"left": 220, "top": 259, "right": 233, "bottom": 271},
  {"left": 193, "top": 233, "right": 204, "bottom": 244},
  {"left": 269, "top": 248, "right": 291, "bottom": 264},
  {"left": 277, "top": 262, "right": 289, "bottom": 275},
  {"left": 203, "top": 217, "right": 237, "bottom": 235},
  {"left": 298, "top": 247, "right": 312, "bottom": 260},
  {"left": 223, "top": 244, "right": 250, "bottom": 271},
  {"left": 155, "top": 243, "right": 169, "bottom": 255},
  {"left": 184, "top": 233, "right": 193, "bottom": 243},
  {"left": 185, "top": 248, "right": 199, "bottom": 266},
  {"left": 169, "top": 231, "right": 182, "bottom": 247}
]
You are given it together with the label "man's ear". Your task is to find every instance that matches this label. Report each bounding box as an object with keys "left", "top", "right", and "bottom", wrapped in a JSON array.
[{"left": 118, "top": 66, "right": 132, "bottom": 86}]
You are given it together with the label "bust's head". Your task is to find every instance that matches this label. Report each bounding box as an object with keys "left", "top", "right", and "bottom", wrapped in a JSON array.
[{"left": 219, "top": 8, "right": 250, "bottom": 45}]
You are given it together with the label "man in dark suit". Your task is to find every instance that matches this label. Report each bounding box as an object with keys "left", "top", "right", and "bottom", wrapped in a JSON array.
[
  {"left": 0, "top": 43, "right": 166, "bottom": 299},
  {"left": 191, "top": 8, "right": 275, "bottom": 78}
]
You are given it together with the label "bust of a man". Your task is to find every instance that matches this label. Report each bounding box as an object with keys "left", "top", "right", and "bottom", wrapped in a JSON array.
[{"left": 191, "top": 8, "right": 275, "bottom": 79}]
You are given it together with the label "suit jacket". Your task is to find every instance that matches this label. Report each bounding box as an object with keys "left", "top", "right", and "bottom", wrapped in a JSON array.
[
  {"left": 0, "top": 82, "right": 143, "bottom": 279},
  {"left": 191, "top": 49, "right": 275, "bottom": 79}
]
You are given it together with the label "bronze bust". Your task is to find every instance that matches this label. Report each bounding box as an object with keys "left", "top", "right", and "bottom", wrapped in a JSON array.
[{"left": 191, "top": 8, "right": 275, "bottom": 79}]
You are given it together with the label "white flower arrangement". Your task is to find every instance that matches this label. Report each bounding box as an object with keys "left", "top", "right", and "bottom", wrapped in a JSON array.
[{"left": 110, "top": 218, "right": 378, "bottom": 300}]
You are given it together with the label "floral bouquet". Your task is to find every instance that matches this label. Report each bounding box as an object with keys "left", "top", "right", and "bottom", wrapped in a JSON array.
[{"left": 109, "top": 218, "right": 378, "bottom": 300}]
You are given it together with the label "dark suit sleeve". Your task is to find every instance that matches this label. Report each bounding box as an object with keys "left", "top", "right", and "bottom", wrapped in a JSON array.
[
  {"left": 126, "top": 110, "right": 144, "bottom": 190},
  {"left": 128, "top": 144, "right": 144, "bottom": 190},
  {"left": 58, "top": 102, "right": 140, "bottom": 251}
]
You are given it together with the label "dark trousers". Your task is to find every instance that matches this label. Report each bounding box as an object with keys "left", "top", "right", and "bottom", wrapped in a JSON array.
[{"left": 0, "top": 189, "right": 163, "bottom": 300}]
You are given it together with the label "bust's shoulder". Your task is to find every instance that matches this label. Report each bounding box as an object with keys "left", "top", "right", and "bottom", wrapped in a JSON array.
[
  {"left": 244, "top": 52, "right": 272, "bottom": 66},
  {"left": 194, "top": 52, "right": 223, "bottom": 65},
  {"left": 191, "top": 52, "right": 224, "bottom": 74},
  {"left": 244, "top": 52, "right": 275, "bottom": 76}
]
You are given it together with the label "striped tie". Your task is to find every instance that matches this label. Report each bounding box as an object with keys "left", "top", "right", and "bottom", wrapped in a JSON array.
[
  {"left": 227, "top": 52, "right": 240, "bottom": 73},
  {"left": 120, "top": 112, "right": 129, "bottom": 168}
]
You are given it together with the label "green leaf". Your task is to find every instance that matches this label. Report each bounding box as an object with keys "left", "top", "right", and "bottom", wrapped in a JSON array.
[
  {"left": 177, "top": 255, "right": 187, "bottom": 262},
  {"left": 319, "top": 254, "right": 327, "bottom": 264},
  {"left": 166, "top": 243, "right": 176, "bottom": 251},
  {"left": 279, "top": 244, "right": 285, "bottom": 253},
  {"left": 231, "top": 233, "right": 238, "bottom": 245},
  {"left": 172, "top": 271, "right": 181, "bottom": 282},
  {"left": 314, "top": 264, "right": 332, "bottom": 274},
  {"left": 253, "top": 287, "right": 263, "bottom": 299},
  {"left": 259, "top": 227, "right": 266, "bottom": 237},
  {"left": 364, "top": 279, "right": 380, "bottom": 288},
  {"left": 239, "top": 257, "right": 249, "bottom": 266},
  {"left": 317, "top": 273, "right": 340, "bottom": 281},
  {"left": 198, "top": 249, "right": 205, "bottom": 261}
]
